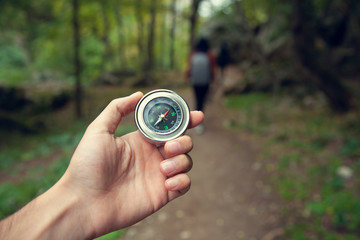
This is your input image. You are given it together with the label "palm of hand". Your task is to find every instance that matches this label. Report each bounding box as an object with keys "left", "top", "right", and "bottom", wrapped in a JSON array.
[{"left": 67, "top": 129, "right": 170, "bottom": 233}]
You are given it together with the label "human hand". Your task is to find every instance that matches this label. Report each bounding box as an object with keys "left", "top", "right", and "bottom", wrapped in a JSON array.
[{"left": 60, "top": 92, "right": 204, "bottom": 238}]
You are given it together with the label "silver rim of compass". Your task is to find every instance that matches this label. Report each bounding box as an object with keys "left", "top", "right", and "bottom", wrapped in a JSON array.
[{"left": 135, "top": 89, "right": 190, "bottom": 143}]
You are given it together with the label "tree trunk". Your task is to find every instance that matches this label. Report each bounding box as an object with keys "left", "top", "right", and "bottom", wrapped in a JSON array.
[
  {"left": 72, "top": 0, "right": 82, "bottom": 118},
  {"left": 189, "top": 0, "right": 202, "bottom": 50},
  {"left": 100, "top": 1, "right": 112, "bottom": 70},
  {"left": 292, "top": 0, "right": 352, "bottom": 112},
  {"left": 146, "top": 0, "right": 157, "bottom": 72},
  {"left": 135, "top": 0, "right": 145, "bottom": 70},
  {"left": 136, "top": 0, "right": 158, "bottom": 86},
  {"left": 169, "top": 0, "right": 177, "bottom": 69},
  {"left": 160, "top": 4, "right": 167, "bottom": 70},
  {"left": 113, "top": 1, "right": 127, "bottom": 68}
]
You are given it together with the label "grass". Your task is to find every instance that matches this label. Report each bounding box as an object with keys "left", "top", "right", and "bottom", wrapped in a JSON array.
[
  {"left": 225, "top": 92, "right": 360, "bottom": 239},
  {"left": 225, "top": 93, "right": 274, "bottom": 134}
]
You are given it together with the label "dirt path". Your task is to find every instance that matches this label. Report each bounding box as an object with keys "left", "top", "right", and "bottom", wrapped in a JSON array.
[{"left": 120, "top": 84, "right": 284, "bottom": 240}]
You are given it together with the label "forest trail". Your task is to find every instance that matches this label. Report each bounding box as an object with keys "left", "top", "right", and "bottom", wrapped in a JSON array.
[{"left": 120, "top": 68, "right": 284, "bottom": 240}]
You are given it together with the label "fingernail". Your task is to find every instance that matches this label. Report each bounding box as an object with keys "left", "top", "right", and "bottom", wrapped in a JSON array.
[
  {"left": 166, "top": 141, "right": 181, "bottom": 154},
  {"left": 166, "top": 178, "right": 179, "bottom": 189},
  {"left": 161, "top": 161, "right": 177, "bottom": 175},
  {"left": 131, "top": 91, "right": 142, "bottom": 97}
]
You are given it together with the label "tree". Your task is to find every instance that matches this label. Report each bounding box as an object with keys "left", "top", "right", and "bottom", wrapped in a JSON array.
[
  {"left": 233, "top": 0, "right": 277, "bottom": 93},
  {"left": 169, "top": 0, "right": 177, "bottom": 69},
  {"left": 292, "top": 0, "right": 353, "bottom": 112},
  {"left": 72, "top": 0, "right": 82, "bottom": 118},
  {"left": 134, "top": 0, "right": 145, "bottom": 70},
  {"left": 0, "top": 0, "right": 194, "bottom": 88},
  {"left": 100, "top": 0, "right": 112, "bottom": 71},
  {"left": 113, "top": 0, "right": 127, "bottom": 68},
  {"left": 134, "top": 0, "right": 158, "bottom": 86},
  {"left": 189, "top": 0, "right": 202, "bottom": 49},
  {"left": 146, "top": 0, "right": 157, "bottom": 72}
]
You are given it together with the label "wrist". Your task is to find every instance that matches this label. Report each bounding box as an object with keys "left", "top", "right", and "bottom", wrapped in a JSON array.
[
  {"left": 33, "top": 175, "right": 96, "bottom": 240},
  {"left": 0, "top": 175, "right": 96, "bottom": 240},
  {"left": 49, "top": 174, "right": 96, "bottom": 240},
  {"left": 58, "top": 172, "right": 123, "bottom": 239}
]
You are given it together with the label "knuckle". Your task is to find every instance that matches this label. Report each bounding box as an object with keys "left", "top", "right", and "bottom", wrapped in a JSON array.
[
  {"left": 177, "top": 154, "right": 193, "bottom": 172},
  {"left": 182, "top": 135, "right": 193, "bottom": 151}
]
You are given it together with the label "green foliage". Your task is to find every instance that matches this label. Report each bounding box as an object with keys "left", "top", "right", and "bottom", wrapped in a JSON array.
[
  {"left": 0, "top": 155, "right": 71, "bottom": 219},
  {"left": 225, "top": 93, "right": 272, "bottom": 133},
  {"left": 240, "top": 0, "right": 291, "bottom": 26},
  {"left": 0, "top": 42, "right": 27, "bottom": 68},
  {"left": 307, "top": 191, "right": 360, "bottom": 231},
  {"left": 115, "top": 124, "right": 137, "bottom": 137},
  {"left": 226, "top": 93, "right": 269, "bottom": 111},
  {"left": 0, "top": 0, "right": 194, "bottom": 86},
  {"left": 0, "top": 68, "right": 29, "bottom": 85},
  {"left": 0, "top": 40, "right": 29, "bottom": 85},
  {"left": 341, "top": 135, "right": 360, "bottom": 158},
  {"left": 225, "top": 92, "right": 360, "bottom": 239},
  {"left": 0, "top": 181, "right": 40, "bottom": 218},
  {"left": 33, "top": 39, "right": 72, "bottom": 76},
  {"left": 0, "top": 131, "right": 82, "bottom": 173},
  {"left": 80, "top": 35, "right": 105, "bottom": 82}
]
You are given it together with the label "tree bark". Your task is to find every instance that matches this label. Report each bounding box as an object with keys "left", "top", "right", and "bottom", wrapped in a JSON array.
[
  {"left": 113, "top": 1, "right": 127, "bottom": 68},
  {"left": 134, "top": 0, "right": 145, "bottom": 70},
  {"left": 146, "top": 0, "right": 157, "bottom": 72},
  {"left": 72, "top": 0, "right": 82, "bottom": 118},
  {"left": 135, "top": 0, "right": 158, "bottom": 86},
  {"left": 160, "top": 2, "right": 167, "bottom": 69},
  {"left": 169, "top": 0, "right": 177, "bottom": 69},
  {"left": 189, "top": 0, "right": 202, "bottom": 50},
  {"left": 292, "top": 0, "right": 352, "bottom": 112},
  {"left": 100, "top": 1, "right": 112, "bottom": 70}
]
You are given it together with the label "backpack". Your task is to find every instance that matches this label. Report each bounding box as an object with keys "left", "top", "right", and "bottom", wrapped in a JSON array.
[{"left": 190, "top": 52, "right": 212, "bottom": 86}]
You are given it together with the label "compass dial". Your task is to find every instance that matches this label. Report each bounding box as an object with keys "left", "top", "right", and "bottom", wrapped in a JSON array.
[
  {"left": 135, "top": 89, "right": 190, "bottom": 144},
  {"left": 143, "top": 98, "right": 182, "bottom": 134}
]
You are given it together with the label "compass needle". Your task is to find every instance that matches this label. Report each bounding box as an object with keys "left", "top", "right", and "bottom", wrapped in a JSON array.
[
  {"left": 154, "top": 116, "right": 163, "bottom": 126},
  {"left": 164, "top": 109, "right": 170, "bottom": 117}
]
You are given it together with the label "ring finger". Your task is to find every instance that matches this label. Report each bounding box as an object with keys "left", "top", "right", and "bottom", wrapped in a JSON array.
[{"left": 160, "top": 154, "right": 193, "bottom": 177}]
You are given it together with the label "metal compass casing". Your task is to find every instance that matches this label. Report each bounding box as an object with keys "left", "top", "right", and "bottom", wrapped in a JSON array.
[{"left": 135, "top": 89, "right": 190, "bottom": 144}]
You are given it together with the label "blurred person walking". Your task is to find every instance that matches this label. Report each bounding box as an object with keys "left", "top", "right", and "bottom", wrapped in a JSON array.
[
  {"left": 185, "top": 37, "right": 216, "bottom": 133},
  {"left": 217, "top": 42, "right": 231, "bottom": 84}
]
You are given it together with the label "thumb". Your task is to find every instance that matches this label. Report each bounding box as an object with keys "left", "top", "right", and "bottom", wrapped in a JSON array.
[{"left": 89, "top": 91, "right": 143, "bottom": 134}]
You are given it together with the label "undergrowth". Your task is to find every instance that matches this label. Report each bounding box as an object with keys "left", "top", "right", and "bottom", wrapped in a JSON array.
[{"left": 225, "top": 93, "right": 360, "bottom": 239}]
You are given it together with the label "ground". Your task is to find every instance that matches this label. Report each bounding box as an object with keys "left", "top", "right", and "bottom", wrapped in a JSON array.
[{"left": 120, "top": 82, "right": 284, "bottom": 240}]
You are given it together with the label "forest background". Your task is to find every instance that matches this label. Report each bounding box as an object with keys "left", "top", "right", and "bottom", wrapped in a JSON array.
[{"left": 0, "top": 0, "right": 360, "bottom": 239}]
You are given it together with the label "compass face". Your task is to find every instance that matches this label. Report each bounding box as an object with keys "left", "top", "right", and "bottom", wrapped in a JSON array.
[
  {"left": 135, "top": 89, "right": 190, "bottom": 143},
  {"left": 143, "top": 97, "right": 182, "bottom": 134}
]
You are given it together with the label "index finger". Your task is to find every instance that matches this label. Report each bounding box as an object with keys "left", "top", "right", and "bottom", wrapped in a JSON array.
[{"left": 188, "top": 111, "right": 204, "bottom": 129}]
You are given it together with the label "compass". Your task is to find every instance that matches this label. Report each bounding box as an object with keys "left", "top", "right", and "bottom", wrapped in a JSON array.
[{"left": 135, "top": 89, "right": 190, "bottom": 144}]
